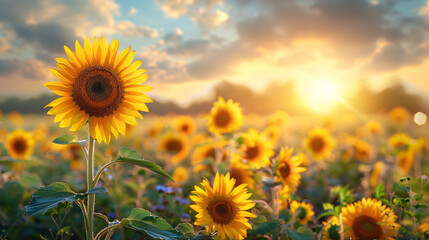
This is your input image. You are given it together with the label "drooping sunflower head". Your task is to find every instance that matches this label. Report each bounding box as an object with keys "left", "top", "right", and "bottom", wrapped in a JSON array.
[
  {"left": 304, "top": 127, "right": 335, "bottom": 160},
  {"left": 159, "top": 133, "right": 190, "bottom": 164},
  {"left": 290, "top": 201, "right": 315, "bottom": 224},
  {"left": 207, "top": 97, "right": 243, "bottom": 135},
  {"left": 190, "top": 172, "right": 256, "bottom": 240},
  {"left": 389, "top": 106, "right": 410, "bottom": 125},
  {"left": 44, "top": 36, "right": 152, "bottom": 144},
  {"left": 6, "top": 129, "right": 34, "bottom": 160},
  {"left": 342, "top": 198, "right": 400, "bottom": 240},
  {"left": 241, "top": 128, "right": 274, "bottom": 169},
  {"left": 275, "top": 148, "right": 306, "bottom": 193},
  {"left": 174, "top": 115, "right": 196, "bottom": 136},
  {"left": 322, "top": 216, "right": 341, "bottom": 240}
]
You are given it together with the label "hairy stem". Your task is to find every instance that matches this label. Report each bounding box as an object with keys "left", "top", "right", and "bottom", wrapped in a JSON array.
[{"left": 86, "top": 132, "right": 96, "bottom": 240}]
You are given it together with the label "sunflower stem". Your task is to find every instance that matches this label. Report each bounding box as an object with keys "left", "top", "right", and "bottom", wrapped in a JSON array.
[{"left": 86, "top": 133, "right": 96, "bottom": 240}]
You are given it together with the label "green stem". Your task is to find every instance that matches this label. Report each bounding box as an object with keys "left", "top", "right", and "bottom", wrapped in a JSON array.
[
  {"left": 94, "top": 224, "right": 121, "bottom": 240},
  {"left": 92, "top": 161, "right": 117, "bottom": 188},
  {"left": 77, "top": 200, "right": 89, "bottom": 238},
  {"left": 86, "top": 133, "right": 96, "bottom": 240}
]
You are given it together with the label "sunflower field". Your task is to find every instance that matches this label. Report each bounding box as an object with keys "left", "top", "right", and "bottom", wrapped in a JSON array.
[{"left": 0, "top": 37, "right": 429, "bottom": 240}]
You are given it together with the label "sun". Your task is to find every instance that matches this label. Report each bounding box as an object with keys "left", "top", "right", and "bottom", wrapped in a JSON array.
[{"left": 294, "top": 79, "right": 341, "bottom": 114}]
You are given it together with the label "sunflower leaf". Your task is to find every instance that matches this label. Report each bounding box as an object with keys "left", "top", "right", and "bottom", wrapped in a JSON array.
[
  {"left": 117, "top": 147, "right": 175, "bottom": 183},
  {"left": 176, "top": 223, "right": 196, "bottom": 239},
  {"left": 87, "top": 186, "right": 108, "bottom": 195},
  {"left": 52, "top": 135, "right": 79, "bottom": 145},
  {"left": 25, "top": 182, "right": 78, "bottom": 216},
  {"left": 286, "top": 226, "right": 313, "bottom": 240},
  {"left": 121, "top": 208, "right": 186, "bottom": 240}
]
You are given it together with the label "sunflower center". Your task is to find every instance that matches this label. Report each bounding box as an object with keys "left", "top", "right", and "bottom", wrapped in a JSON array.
[
  {"left": 12, "top": 138, "right": 28, "bottom": 155},
  {"left": 245, "top": 145, "right": 259, "bottom": 161},
  {"left": 278, "top": 163, "right": 291, "bottom": 179},
  {"left": 166, "top": 139, "right": 183, "bottom": 153},
  {"left": 310, "top": 137, "right": 325, "bottom": 152},
  {"left": 181, "top": 124, "right": 189, "bottom": 133},
  {"left": 296, "top": 206, "right": 307, "bottom": 220},
  {"left": 352, "top": 215, "right": 382, "bottom": 240},
  {"left": 214, "top": 109, "right": 232, "bottom": 127},
  {"left": 231, "top": 168, "right": 244, "bottom": 187},
  {"left": 208, "top": 198, "right": 235, "bottom": 225},
  {"left": 72, "top": 65, "right": 123, "bottom": 117}
]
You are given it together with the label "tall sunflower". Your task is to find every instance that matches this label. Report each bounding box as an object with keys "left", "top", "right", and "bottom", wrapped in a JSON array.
[
  {"left": 44, "top": 36, "right": 152, "bottom": 144},
  {"left": 207, "top": 97, "right": 243, "bottom": 135},
  {"left": 290, "top": 201, "right": 315, "bottom": 224},
  {"left": 159, "top": 133, "right": 190, "bottom": 164},
  {"left": 6, "top": 129, "right": 34, "bottom": 160},
  {"left": 190, "top": 172, "right": 256, "bottom": 240},
  {"left": 342, "top": 198, "right": 400, "bottom": 240},
  {"left": 304, "top": 128, "right": 335, "bottom": 160},
  {"left": 240, "top": 128, "right": 274, "bottom": 169},
  {"left": 275, "top": 148, "right": 306, "bottom": 193}
]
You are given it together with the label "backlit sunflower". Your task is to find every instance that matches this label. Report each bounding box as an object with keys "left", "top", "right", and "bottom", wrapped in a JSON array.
[
  {"left": 230, "top": 157, "right": 255, "bottom": 188},
  {"left": 159, "top": 133, "right": 190, "bottom": 164},
  {"left": 44, "top": 36, "right": 152, "bottom": 144},
  {"left": 322, "top": 216, "right": 340, "bottom": 240},
  {"left": 190, "top": 172, "right": 256, "bottom": 240},
  {"left": 370, "top": 161, "right": 385, "bottom": 188},
  {"left": 172, "top": 166, "right": 189, "bottom": 184},
  {"left": 388, "top": 132, "right": 412, "bottom": 150},
  {"left": 240, "top": 128, "right": 274, "bottom": 169},
  {"left": 342, "top": 198, "right": 400, "bottom": 240},
  {"left": 268, "top": 110, "right": 288, "bottom": 127},
  {"left": 290, "top": 201, "right": 315, "bottom": 224},
  {"left": 365, "top": 120, "right": 384, "bottom": 136},
  {"left": 192, "top": 139, "right": 228, "bottom": 165},
  {"left": 305, "top": 128, "right": 335, "bottom": 160},
  {"left": 174, "top": 115, "right": 196, "bottom": 136},
  {"left": 207, "top": 97, "right": 243, "bottom": 135},
  {"left": 262, "top": 125, "right": 280, "bottom": 145},
  {"left": 351, "top": 138, "right": 373, "bottom": 162},
  {"left": 6, "top": 129, "right": 34, "bottom": 160},
  {"left": 275, "top": 148, "right": 306, "bottom": 193}
]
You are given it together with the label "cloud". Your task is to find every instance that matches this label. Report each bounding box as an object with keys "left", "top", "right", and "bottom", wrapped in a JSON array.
[
  {"left": 192, "top": 8, "right": 229, "bottom": 32},
  {"left": 115, "top": 21, "right": 159, "bottom": 38},
  {"left": 0, "top": 37, "right": 11, "bottom": 54},
  {"left": 156, "top": 0, "right": 194, "bottom": 17},
  {"left": 129, "top": 7, "right": 138, "bottom": 16},
  {"left": 0, "top": 59, "right": 50, "bottom": 80}
]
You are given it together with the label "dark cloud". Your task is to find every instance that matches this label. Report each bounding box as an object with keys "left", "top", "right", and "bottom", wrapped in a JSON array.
[{"left": 0, "top": 59, "right": 48, "bottom": 80}]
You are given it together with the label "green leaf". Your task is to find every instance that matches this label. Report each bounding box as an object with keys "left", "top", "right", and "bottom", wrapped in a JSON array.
[
  {"left": 415, "top": 203, "right": 429, "bottom": 209},
  {"left": 317, "top": 210, "right": 337, "bottom": 219},
  {"left": 176, "top": 223, "right": 196, "bottom": 239},
  {"left": 52, "top": 135, "right": 79, "bottom": 145},
  {"left": 286, "top": 226, "right": 313, "bottom": 240},
  {"left": 323, "top": 203, "right": 334, "bottom": 210},
  {"left": 121, "top": 208, "right": 186, "bottom": 240},
  {"left": 87, "top": 186, "right": 108, "bottom": 195},
  {"left": 249, "top": 219, "right": 280, "bottom": 236},
  {"left": 375, "top": 184, "right": 385, "bottom": 199},
  {"left": 25, "top": 182, "right": 78, "bottom": 216},
  {"left": 404, "top": 210, "right": 414, "bottom": 217},
  {"left": 40, "top": 235, "right": 48, "bottom": 240},
  {"left": 117, "top": 147, "right": 175, "bottom": 183},
  {"left": 413, "top": 194, "right": 423, "bottom": 201},
  {"left": 0, "top": 181, "right": 24, "bottom": 211}
]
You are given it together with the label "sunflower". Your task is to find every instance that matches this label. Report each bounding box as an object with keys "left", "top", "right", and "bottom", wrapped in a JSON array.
[
  {"left": 418, "top": 222, "right": 429, "bottom": 234},
  {"left": 389, "top": 106, "right": 409, "bottom": 125},
  {"left": 190, "top": 172, "right": 256, "bottom": 240},
  {"left": 370, "top": 161, "right": 385, "bottom": 188},
  {"left": 207, "top": 97, "right": 243, "bottom": 135},
  {"left": 352, "top": 138, "right": 372, "bottom": 162},
  {"left": 44, "top": 36, "right": 152, "bottom": 144},
  {"left": 290, "top": 201, "right": 315, "bottom": 224},
  {"left": 305, "top": 128, "right": 335, "bottom": 160},
  {"left": 240, "top": 128, "right": 274, "bottom": 169},
  {"left": 7, "top": 111, "right": 24, "bottom": 127},
  {"left": 322, "top": 216, "right": 341, "bottom": 240},
  {"left": 388, "top": 132, "right": 412, "bottom": 150},
  {"left": 275, "top": 148, "right": 306, "bottom": 193},
  {"left": 159, "top": 133, "right": 190, "bottom": 164},
  {"left": 147, "top": 122, "right": 163, "bottom": 139},
  {"left": 396, "top": 150, "right": 414, "bottom": 174},
  {"left": 268, "top": 110, "right": 288, "bottom": 127},
  {"left": 6, "top": 129, "right": 34, "bottom": 160},
  {"left": 192, "top": 139, "right": 228, "bottom": 165},
  {"left": 230, "top": 157, "right": 255, "bottom": 188},
  {"left": 174, "top": 115, "right": 196, "bottom": 136},
  {"left": 172, "top": 166, "right": 189, "bottom": 184},
  {"left": 365, "top": 120, "right": 384, "bottom": 136},
  {"left": 342, "top": 198, "right": 400, "bottom": 240},
  {"left": 262, "top": 125, "right": 280, "bottom": 145}
]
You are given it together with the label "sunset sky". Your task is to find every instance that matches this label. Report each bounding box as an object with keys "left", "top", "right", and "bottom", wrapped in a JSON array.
[{"left": 1, "top": 0, "right": 429, "bottom": 106}]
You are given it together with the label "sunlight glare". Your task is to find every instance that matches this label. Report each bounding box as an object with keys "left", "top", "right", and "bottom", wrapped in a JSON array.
[{"left": 295, "top": 79, "right": 341, "bottom": 114}]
